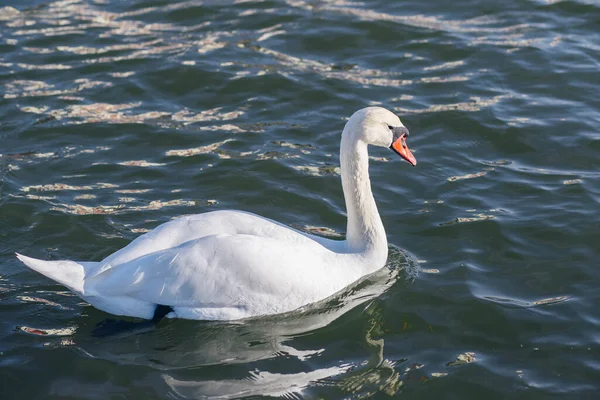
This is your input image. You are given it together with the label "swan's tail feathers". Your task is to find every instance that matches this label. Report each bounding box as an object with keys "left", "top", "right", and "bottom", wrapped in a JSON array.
[{"left": 15, "top": 253, "right": 90, "bottom": 295}]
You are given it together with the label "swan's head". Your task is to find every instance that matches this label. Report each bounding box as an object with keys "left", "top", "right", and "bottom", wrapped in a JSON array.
[{"left": 346, "top": 106, "right": 417, "bottom": 166}]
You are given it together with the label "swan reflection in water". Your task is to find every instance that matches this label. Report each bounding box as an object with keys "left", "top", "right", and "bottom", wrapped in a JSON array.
[{"left": 69, "top": 246, "right": 418, "bottom": 399}]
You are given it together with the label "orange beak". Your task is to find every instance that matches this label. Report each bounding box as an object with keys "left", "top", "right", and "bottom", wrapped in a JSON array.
[{"left": 391, "top": 134, "right": 417, "bottom": 166}]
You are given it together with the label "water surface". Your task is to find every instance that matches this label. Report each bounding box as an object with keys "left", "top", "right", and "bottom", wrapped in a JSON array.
[{"left": 1, "top": 0, "right": 599, "bottom": 398}]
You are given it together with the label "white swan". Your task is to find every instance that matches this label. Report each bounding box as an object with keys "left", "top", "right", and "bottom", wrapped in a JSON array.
[{"left": 16, "top": 107, "right": 417, "bottom": 321}]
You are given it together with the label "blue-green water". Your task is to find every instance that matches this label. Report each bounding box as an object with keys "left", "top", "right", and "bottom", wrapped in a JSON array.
[{"left": 1, "top": 0, "right": 599, "bottom": 398}]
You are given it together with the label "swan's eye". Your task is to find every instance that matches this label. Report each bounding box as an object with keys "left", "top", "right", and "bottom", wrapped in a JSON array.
[{"left": 387, "top": 125, "right": 394, "bottom": 130}]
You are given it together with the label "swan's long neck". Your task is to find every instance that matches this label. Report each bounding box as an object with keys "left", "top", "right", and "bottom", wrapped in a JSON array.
[{"left": 340, "top": 124, "right": 387, "bottom": 255}]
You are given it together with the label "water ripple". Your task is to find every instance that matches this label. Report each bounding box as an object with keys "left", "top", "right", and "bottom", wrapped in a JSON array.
[{"left": 2, "top": 0, "right": 599, "bottom": 398}]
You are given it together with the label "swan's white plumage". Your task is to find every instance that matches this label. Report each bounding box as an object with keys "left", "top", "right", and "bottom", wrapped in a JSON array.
[{"left": 16, "top": 107, "right": 414, "bottom": 321}]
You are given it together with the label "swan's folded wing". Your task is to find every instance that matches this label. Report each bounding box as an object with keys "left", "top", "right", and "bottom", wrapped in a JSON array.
[
  {"left": 85, "top": 233, "right": 335, "bottom": 312},
  {"left": 88, "top": 235, "right": 223, "bottom": 307},
  {"left": 95, "top": 210, "right": 329, "bottom": 278}
]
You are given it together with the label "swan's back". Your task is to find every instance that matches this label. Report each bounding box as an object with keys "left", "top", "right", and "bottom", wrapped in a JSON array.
[{"left": 99, "top": 210, "right": 331, "bottom": 272}]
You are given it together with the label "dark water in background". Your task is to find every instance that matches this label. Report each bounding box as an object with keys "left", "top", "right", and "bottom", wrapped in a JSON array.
[{"left": 1, "top": 0, "right": 599, "bottom": 398}]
